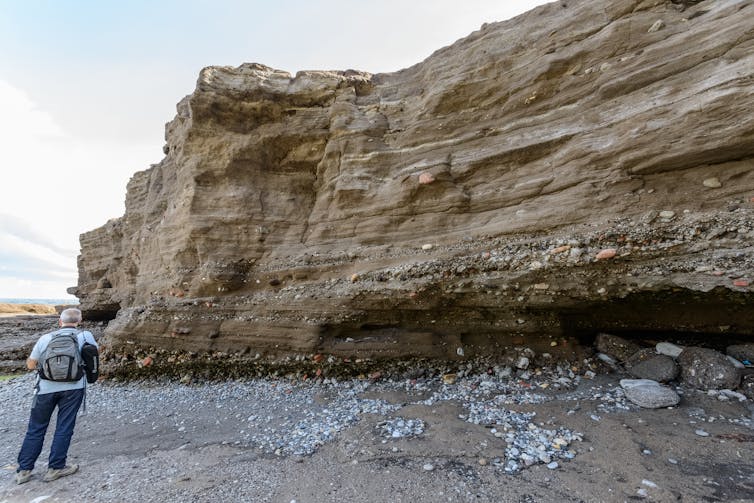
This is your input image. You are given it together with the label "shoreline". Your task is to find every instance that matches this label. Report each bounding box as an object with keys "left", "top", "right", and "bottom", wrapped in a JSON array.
[{"left": 0, "top": 302, "right": 79, "bottom": 318}]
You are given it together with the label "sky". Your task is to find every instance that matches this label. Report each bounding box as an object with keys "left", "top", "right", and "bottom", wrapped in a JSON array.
[{"left": 0, "top": 0, "right": 548, "bottom": 300}]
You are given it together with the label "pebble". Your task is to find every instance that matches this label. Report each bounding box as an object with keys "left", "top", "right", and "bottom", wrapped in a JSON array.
[
  {"left": 423, "top": 463, "right": 435, "bottom": 471},
  {"left": 595, "top": 248, "right": 617, "bottom": 260},
  {"left": 546, "top": 461, "right": 559, "bottom": 469},
  {"left": 695, "top": 429, "right": 710, "bottom": 437},
  {"left": 550, "top": 245, "right": 570, "bottom": 254},
  {"left": 442, "top": 373, "right": 457, "bottom": 384},
  {"left": 421, "top": 243, "right": 433, "bottom": 251},
  {"left": 702, "top": 177, "right": 722, "bottom": 188},
  {"left": 418, "top": 172, "right": 435, "bottom": 185},
  {"left": 659, "top": 210, "right": 675, "bottom": 219},
  {"left": 647, "top": 19, "right": 665, "bottom": 32}
]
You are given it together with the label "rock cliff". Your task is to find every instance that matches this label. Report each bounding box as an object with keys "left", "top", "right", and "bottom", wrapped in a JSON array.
[{"left": 74, "top": 0, "right": 754, "bottom": 364}]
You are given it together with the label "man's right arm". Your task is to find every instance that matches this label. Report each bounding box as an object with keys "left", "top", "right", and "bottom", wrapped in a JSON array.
[{"left": 28, "top": 340, "right": 41, "bottom": 371}]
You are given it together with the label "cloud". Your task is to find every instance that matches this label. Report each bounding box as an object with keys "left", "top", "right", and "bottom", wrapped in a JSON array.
[
  {"left": 0, "top": 80, "right": 66, "bottom": 141},
  {"left": 0, "top": 79, "right": 159, "bottom": 299},
  {"left": 0, "top": 213, "right": 77, "bottom": 256},
  {"left": 0, "top": 232, "right": 77, "bottom": 299}
]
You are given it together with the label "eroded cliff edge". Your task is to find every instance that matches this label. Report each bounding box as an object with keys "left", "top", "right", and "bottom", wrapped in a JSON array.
[{"left": 74, "top": 0, "right": 754, "bottom": 366}]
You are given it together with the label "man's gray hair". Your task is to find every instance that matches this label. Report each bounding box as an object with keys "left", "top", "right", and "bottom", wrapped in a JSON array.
[{"left": 60, "top": 308, "right": 83, "bottom": 324}]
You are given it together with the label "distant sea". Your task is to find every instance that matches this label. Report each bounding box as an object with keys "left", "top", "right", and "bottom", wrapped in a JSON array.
[{"left": 0, "top": 298, "right": 79, "bottom": 305}]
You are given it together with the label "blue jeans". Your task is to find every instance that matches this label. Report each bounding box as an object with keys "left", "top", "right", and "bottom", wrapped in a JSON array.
[{"left": 17, "top": 388, "right": 84, "bottom": 471}]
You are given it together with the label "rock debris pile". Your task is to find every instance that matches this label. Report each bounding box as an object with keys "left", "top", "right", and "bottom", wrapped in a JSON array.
[{"left": 595, "top": 334, "right": 754, "bottom": 407}]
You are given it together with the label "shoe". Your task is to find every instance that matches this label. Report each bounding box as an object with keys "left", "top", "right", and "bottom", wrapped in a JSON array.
[
  {"left": 43, "top": 464, "right": 78, "bottom": 482},
  {"left": 15, "top": 469, "right": 32, "bottom": 485}
]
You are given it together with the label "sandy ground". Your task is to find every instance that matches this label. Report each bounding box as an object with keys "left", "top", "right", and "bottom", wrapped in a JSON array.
[
  {"left": 1, "top": 315, "right": 753, "bottom": 502},
  {"left": 0, "top": 371, "right": 752, "bottom": 503}
]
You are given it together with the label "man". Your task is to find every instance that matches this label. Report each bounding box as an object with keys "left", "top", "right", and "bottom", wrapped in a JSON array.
[{"left": 15, "top": 307, "right": 98, "bottom": 484}]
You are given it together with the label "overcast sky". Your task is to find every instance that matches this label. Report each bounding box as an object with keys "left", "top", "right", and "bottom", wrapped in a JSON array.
[{"left": 0, "top": 0, "right": 548, "bottom": 300}]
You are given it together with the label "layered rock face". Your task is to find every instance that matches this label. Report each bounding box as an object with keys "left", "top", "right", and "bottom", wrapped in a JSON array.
[{"left": 75, "top": 0, "right": 754, "bottom": 362}]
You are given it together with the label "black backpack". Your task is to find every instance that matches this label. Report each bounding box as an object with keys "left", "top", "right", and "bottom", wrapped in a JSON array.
[
  {"left": 38, "top": 331, "right": 84, "bottom": 382},
  {"left": 81, "top": 343, "right": 100, "bottom": 384}
]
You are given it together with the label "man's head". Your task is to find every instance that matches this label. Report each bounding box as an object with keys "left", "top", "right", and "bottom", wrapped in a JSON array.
[{"left": 59, "top": 308, "right": 83, "bottom": 327}]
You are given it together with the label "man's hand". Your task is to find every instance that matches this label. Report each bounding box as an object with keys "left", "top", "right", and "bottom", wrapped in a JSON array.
[{"left": 26, "top": 358, "right": 37, "bottom": 371}]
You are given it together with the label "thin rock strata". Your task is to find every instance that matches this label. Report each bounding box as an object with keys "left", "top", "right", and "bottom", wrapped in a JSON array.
[{"left": 73, "top": 0, "right": 754, "bottom": 366}]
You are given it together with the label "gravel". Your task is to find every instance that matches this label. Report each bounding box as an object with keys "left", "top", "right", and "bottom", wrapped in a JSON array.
[
  {"left": 2, "top": 363, "right": 753, "bottom": 502},
  {"left": 0, "top": 368, "right": 584, "bottom": 476}
]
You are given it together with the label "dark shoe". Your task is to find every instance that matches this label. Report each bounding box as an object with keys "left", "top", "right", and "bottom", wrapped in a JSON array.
[
  {"left": 15, "top": 469, "right": 32, "bottom": 484},
  {"left": 43, "top": 464, "right": 78, "bottom": 482}
]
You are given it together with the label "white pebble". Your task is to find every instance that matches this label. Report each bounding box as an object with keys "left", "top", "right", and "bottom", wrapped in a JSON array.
[{"left": 659, "top": 210, "right": 675, "bottom": 219}]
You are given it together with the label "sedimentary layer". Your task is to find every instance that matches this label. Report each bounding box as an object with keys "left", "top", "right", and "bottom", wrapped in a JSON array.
[{"left": 74, "top": 0, "right": 754, "bottom": 361}]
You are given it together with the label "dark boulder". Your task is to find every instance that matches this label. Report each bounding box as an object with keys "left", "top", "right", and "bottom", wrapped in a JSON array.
[
  {"left": 596, "top": 333, "right": 641, "bottom": 363},
  {"left": 628, "top": 355, "right": 679, "bottom": 383},
  {"left": 678, "top": 347, "right": 741, "bottom": 390},
  {"left": 726, "top": 344, "right": 754, "bottom": 364}
]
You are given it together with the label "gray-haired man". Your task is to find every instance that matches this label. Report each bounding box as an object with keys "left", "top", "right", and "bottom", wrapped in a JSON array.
[{"left": 15, "top": 308, "right": 97, "bottom": 484}]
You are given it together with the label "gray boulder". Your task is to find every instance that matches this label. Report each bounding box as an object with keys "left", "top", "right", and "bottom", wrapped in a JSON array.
[
  {"left": 620, "top": 379, "right": 681, "bottom": 408},
  {"left": 678, "top": 347, "right": 741, "bottom": 390},
  {"left": 596, "top": 333, "right": 641, "bottom": 362},
  {"left": 656, "top": 342, "right": 684, "bottom": 359},
  {"left": 727, "top": 355, "right": 745, "bottom": 369},
  {"left": 726, "top": 344, "right": 754, "bottom": 364},
  {"left": 740, "top": 375, "right": 754, "bottom": 401},
  {"left": 628, "top": 355, "right": 679, "bottom": 383}
]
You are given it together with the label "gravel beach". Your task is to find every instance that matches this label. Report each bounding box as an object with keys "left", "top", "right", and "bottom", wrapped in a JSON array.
[{"left": 1, "top": 365, "right": 753, "bottom": 502}]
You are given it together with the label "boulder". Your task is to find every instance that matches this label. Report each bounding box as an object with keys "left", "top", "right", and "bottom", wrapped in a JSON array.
[
  {"left": 625, "top": 348, "right": 656, "bottom": 368},
  {"left": 726, "top": 344, "right": 754, "bottom": 364},
  {"left": 726, "top": 355, "right": 745, "bottom": 369},
  {"left": 740, "top": 375, "right": 754, "bottom": 401},
  {"left": 628, "top": 355, "right": 679, "bottom": 383},
  {"left": 656, "top": 342, "right": 684, "bottom": 359},
  {"left": 620, "top": 379, "right": 680, "bottom": 409},
  {"left": 596, "top": 334, "right": 641, "bottom": 363},
  {"left": 678, "top": 347, "right": 741, "bottom": 390}
]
